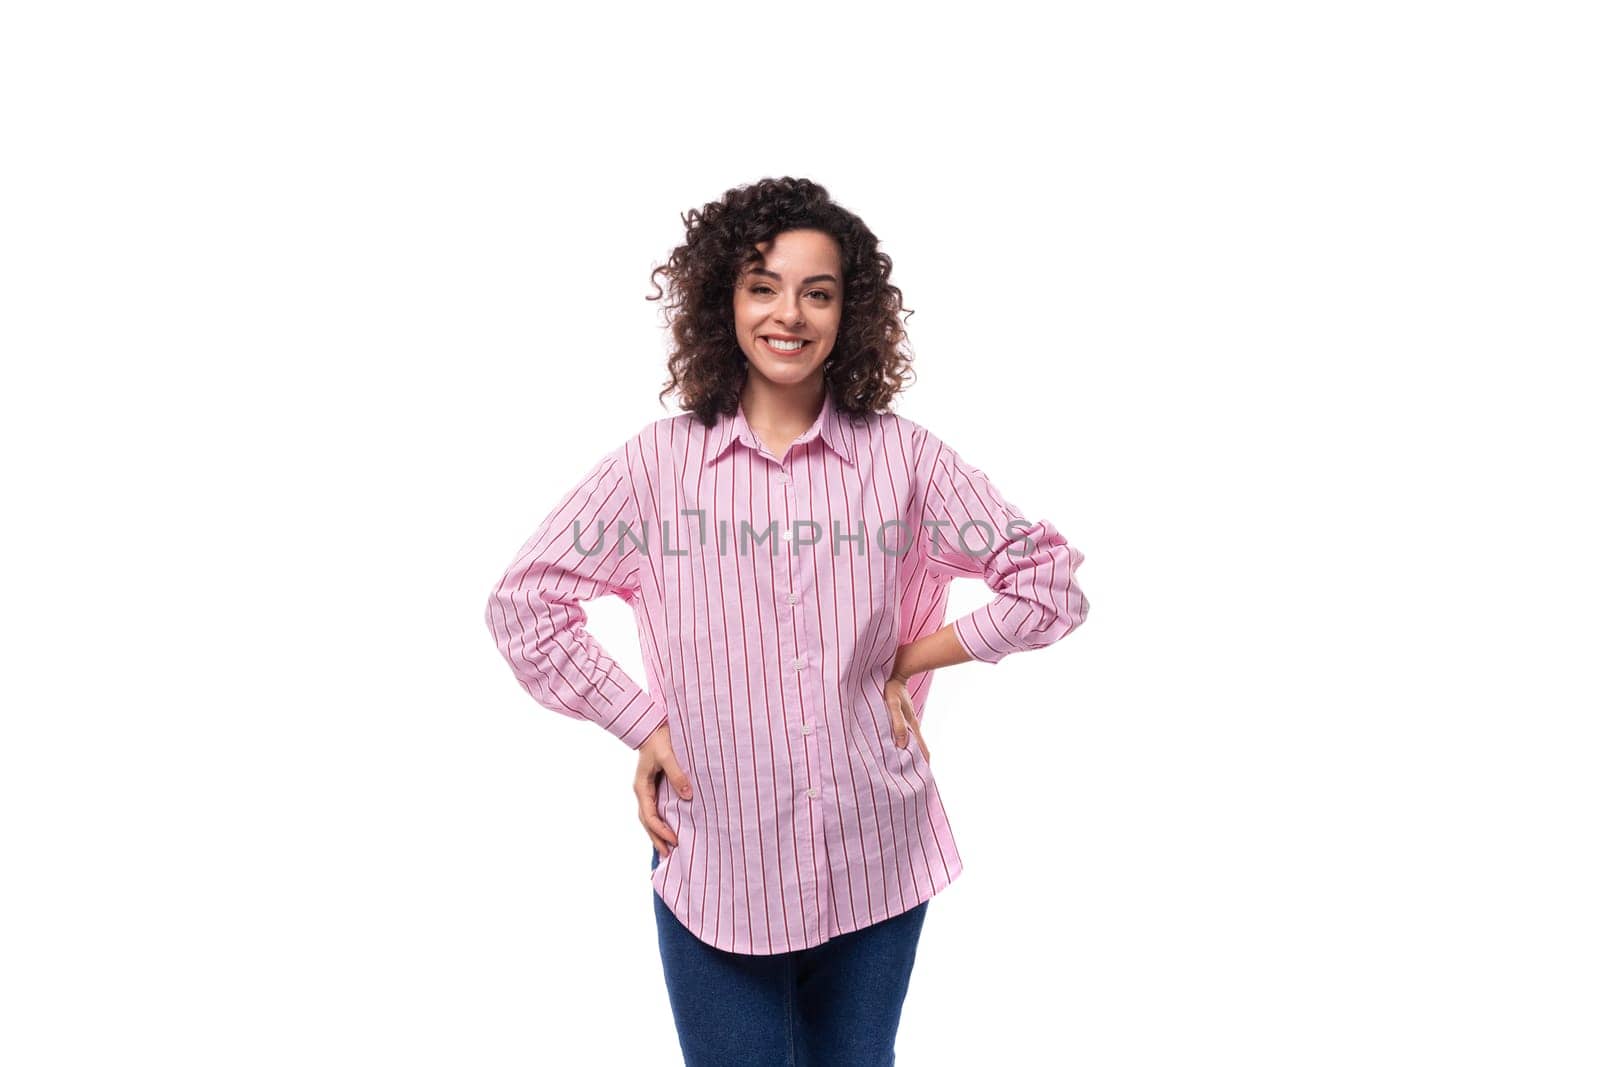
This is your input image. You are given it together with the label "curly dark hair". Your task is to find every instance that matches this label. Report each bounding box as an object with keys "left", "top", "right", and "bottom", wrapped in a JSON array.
[{"left": 649, "top": 176, "right": 916, "bottom": 427}]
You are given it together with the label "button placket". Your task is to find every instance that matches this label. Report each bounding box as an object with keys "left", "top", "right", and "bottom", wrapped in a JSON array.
[
  {"left": 783, "top": 458, "right": 828, "bottom": 819},
  {"left": 777, "top": 459, "right": 815, "bottom": 795}
]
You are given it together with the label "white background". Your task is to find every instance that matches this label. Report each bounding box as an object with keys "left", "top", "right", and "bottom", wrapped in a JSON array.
[{"left": 3, "top": 2, "right": 1596, "bottom": 1064}]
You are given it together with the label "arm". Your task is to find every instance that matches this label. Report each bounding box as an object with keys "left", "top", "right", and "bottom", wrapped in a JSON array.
[
  {"left": 890, "top": 624, "right": 971, "bottom": 683},
  {"left": 912, "top": 435, "right": 1090, "bottom": 669},
  {"left": 483, "top": 445, "right": 668, "bottom": 750}
]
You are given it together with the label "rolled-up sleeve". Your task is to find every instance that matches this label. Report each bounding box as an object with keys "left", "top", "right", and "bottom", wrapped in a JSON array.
[
  {"left": 920, "top": 437, "right": 1090, "bottom": 664},
  {"left": 484, "top": 445, "right": 668, "bottom": 749}
]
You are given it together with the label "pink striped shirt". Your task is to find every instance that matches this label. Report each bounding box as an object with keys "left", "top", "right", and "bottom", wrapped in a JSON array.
[{"left": 484, "top": 390, "right": 1089, "bottom": 954}]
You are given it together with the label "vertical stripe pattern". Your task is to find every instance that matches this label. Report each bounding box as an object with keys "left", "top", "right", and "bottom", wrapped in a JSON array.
[{"left": 485, "top": 391, "right": 1090, "bottom": 954}]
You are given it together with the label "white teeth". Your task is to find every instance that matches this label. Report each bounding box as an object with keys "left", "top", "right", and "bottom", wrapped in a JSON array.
[{"left": 766, "top": 337, "right": 806, "bottom": 351}]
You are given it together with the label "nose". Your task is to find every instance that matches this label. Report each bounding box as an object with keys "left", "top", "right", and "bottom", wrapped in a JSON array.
[
  {"left": 779, "top": 295, "right": 805, "bottom": 327},
  {"left": 777, "top": 295, "right": 806, "bottom": 326}
]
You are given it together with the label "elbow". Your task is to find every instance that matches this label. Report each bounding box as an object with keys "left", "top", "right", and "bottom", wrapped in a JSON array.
[
  {"left": 1056, "top": 565, "right": 1090, "bottom": 633},
  {"left": 1045, "top": 591, "right": 1089, "bottom": 644},
  {"left": 1015, "top": 571, "right": 1089, "bottom": 651},
  {"left": 485, "top": 584, "right": 530, "bottom": 650},
  {"left": 484, "top": 588, "right": 504, "bottom": 637},
  {"left": 1015, "top": 541, "right": 1089, "bottom": 649},
  {"left": 1048, "top": 573, "right": 1090, "bottom": 642},
  {"left": 1045, "top": 541, "right": 1089, "bottom": 641},
  {"left": 485, "top": 585, "right": 509, "bottom": 645},
  {"left": 1021, "top": 599, "right": 1085, "bottom": 651}
]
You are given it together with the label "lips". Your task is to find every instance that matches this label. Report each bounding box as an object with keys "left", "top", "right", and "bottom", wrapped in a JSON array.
[{"left": 759, "top": 336, "right": 811, "bottom": 357}]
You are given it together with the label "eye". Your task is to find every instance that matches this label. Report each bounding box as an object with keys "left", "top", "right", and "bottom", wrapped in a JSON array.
[{"left": 747, "top": 283, "right": 832, "bottom": 301}]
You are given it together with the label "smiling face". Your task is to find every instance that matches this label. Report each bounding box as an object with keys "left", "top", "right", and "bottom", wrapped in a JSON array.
[{"left": 732, "top": 228, "right": 844, "bottom": 390}]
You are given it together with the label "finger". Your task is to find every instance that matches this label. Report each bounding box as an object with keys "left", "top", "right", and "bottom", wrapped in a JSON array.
[
  {"left": 640, "top": 788, "right": 679, "bottom": 838},
  {"left": 633, "top": 770, "right": 657, "bottom": 806},
  {"left": 640, "top": 801, "right": 680, "bottom": 846},
  {"left": 894, "top": 692, "right": 918, "bottom": 749},
  {"left": 659, "top": 753, "right": 693, "bottom": 801},
  {"left": 886, "top": 696, "right": 908, "bottom": 748},
  {"left": 638, "top": 772, "right": 680, "bottom": 846}
]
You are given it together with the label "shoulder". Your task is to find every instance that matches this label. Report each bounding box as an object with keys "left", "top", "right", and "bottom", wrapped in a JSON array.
[
  {"left": 873, "top": 409, "right": 953, "bottom": 470},
  {"left": 856, "top": 408, "right": 928, "bottom": 450},
  {"left": 606, "top": 411, "right": 706, "bottom": 463}
]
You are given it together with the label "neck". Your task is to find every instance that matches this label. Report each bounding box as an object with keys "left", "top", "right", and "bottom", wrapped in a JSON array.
[{"left": 740, "top": 374, "right": 825, "bottom": 434}]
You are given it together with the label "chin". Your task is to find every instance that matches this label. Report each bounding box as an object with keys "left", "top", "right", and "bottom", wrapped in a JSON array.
[
  {"left": 748, "top": 355, "right": 825, "bottom": 379},
  {"left": 753, "top": 360, "right": 825, "bottom": 384}
]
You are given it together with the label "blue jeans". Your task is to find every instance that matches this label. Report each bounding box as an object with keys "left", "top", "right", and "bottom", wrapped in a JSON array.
[{"left": 651, "top": 848, "right": 929, "bottom": 1066}]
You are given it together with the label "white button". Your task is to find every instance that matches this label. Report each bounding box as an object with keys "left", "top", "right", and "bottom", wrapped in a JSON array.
[
  {"left": 801, "top": 723, "right": 813, "bottom": 735},
  {"left": 777, "top": 472, "right": 790, "bottom": 483},
  {"left": 787, "top": 593, "right": 800, "bottom": 604},
  {"left": 781, "top": 528, "right": 793, "bottom": 541},
  {"left": 806, "top": 787, "right": 820, "bottom": 798},
  {"left": 792, "top": 658, "right": 805, "bottom": 670}
]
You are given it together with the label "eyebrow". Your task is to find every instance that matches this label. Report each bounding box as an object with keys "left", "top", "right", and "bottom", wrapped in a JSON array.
[{"left": 748, "top": 267, "right": 839, "bottom": 285}]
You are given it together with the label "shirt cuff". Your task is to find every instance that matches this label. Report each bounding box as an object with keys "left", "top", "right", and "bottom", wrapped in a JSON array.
[{"left": 610, "top": 691, "right": 670, "bottom": 750}]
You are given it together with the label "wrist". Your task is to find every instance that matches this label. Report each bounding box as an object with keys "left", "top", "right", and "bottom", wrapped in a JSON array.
[{"left": 891, "top": 643, "right": 923, "bottom": 684}]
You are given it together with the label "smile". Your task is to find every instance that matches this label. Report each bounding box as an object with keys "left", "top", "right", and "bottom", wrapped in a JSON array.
[{"left": 760, "top": 336, "right": 812, "bottom": 356}]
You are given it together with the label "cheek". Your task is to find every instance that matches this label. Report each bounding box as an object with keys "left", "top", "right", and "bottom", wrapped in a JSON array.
[{"left": 732, "top": 311, "right": 762, "bottom": 343}]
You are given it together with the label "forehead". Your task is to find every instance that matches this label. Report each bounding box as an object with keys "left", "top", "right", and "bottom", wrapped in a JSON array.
[{"left": 749, "top": 229, "right": 842, "bottom": 276}]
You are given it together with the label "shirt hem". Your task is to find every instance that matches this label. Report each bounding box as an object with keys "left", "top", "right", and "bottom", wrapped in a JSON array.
[{"left": 651, "top": 855, "right": 965, "bottom": 956}]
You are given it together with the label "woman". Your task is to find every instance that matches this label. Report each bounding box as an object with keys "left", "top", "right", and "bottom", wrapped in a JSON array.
[{"left": 485, "top": 176, "right": 1090, "bottom": 1065}]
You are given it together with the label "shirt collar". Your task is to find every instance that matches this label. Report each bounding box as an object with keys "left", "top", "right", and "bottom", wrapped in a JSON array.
[{"left": 705, "top": 389, "right": 856, "bottom": 467}]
